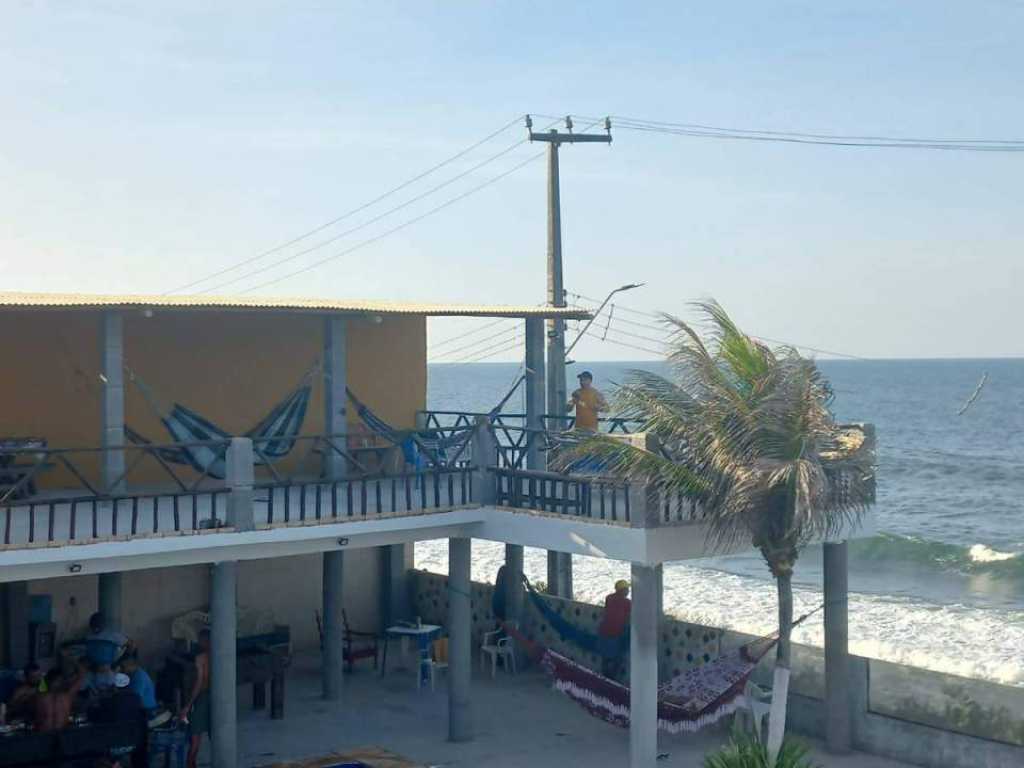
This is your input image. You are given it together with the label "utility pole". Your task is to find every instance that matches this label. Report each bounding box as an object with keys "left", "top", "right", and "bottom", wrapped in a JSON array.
[{"left": 527, "top": 115, "right": 612, "bottom": 599}]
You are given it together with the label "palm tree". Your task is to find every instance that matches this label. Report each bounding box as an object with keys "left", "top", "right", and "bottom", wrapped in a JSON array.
[{"left": 576, "top": 301, "right": 874, "bottom": 762}]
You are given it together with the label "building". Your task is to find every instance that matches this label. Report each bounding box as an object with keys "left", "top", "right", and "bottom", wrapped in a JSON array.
[{"left": 0, "top": 290, "right": 871, "bottom": 768}]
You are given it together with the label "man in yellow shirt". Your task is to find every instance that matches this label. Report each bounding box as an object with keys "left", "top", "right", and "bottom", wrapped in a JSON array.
[{"left": 569, "top": 371, "right": 609, "bottom": 431}]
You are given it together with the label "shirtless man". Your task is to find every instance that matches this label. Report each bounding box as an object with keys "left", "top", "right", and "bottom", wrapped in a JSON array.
[
  {"left": 33, "top": 664, "right": 87, "bottom": 732},
  {"left": 179, "top": 629, "right": 211, "bottom": 768}
]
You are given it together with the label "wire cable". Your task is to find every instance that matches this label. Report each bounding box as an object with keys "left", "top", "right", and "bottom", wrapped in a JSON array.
[
  {"left": 235, "top": 151, "right": 547, "bottom": 294},
  {"left": 167, "top": 114, "right": 526, "bottom": 295}
]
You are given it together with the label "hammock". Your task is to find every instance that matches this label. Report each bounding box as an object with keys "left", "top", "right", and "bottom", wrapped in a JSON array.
[
  {"left": 126, "top": 369, "right": 313, "bottom": 479},
  {"left": 347, "top": 388, "right": 478, "bottom": 470},
  {"left": 504, "top": 605, "right": 820, "bottom": 734},
  {"left": 525, "top": 580, "right": 625, "bottom": 658}
]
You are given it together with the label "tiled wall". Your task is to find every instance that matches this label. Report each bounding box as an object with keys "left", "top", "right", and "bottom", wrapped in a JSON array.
[{"left": 411, "top": 569, "right": 720, "bottom": 681}]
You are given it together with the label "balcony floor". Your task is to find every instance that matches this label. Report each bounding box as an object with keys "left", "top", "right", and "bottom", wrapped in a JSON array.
[{"left": 225, "top": 652, "right": 912, "bottom": 768}]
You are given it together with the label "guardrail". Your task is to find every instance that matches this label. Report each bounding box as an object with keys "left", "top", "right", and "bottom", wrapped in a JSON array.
[{"left": 491, "top": 466, "right": 633, "bottom": 523}]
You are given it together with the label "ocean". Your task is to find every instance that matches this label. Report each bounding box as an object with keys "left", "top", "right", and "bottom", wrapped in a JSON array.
[{"left": 418, "top": 358, "right": 1024, "bottom": 687}]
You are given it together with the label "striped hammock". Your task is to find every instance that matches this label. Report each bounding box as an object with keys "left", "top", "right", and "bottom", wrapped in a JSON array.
[{"left": 126, "top": 382, "right": 311, "bottom": 479}]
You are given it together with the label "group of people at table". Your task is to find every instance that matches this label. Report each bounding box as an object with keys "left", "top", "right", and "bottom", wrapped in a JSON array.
[{"left": 1, "top": 612, "right": 210, "bottom": 768}]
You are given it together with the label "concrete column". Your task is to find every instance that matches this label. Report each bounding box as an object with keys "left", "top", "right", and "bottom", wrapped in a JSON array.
[
  {"left": 323, "top": 316, "right": 348, "bottom": 480},
  {"left": 98, "top": 572, "right": 123, "bottom": 632},
  {"left": 1, "top": 582, "right": 30, "bottom": 668},
  {"left": 322, "top": 550, "right": 345, "bottom": 700},
  {"left": 225, "top": 438, "right": 254, "bottom": 531},
  {"left": 210, "top": 561, "right": 237, "bottom": 768},
  {"left": 504, "top": 543, "right": 524, "bottom": 626},
  {"left": 630, "top": 563, "right": 659, "bottom": 768},
  {"left": 448, "top": 537, "right": 472, "bottom": 742},
  {"left": 470, "top": 417, "right": 497, "bottom": 505},
  {"left": 547, "top": 552, "right": 573, "bottom": 599},
  {"left": 524, "top": 317, "right": 546, "bottom": 472},
  {"left": 100, "top": 311, "right": 125, "bottom": 493},
  {"left": 824, "top": 540, "right": 852, "bottom": 753},
  {"left": 382, "top": 543, "right": 414, "bottom": 627}
]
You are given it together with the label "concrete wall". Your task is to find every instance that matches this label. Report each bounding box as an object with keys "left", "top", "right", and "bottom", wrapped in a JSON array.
[
  {"left": 0, "top": 308, "right": 426, "bottom": 487},
  {"left": 4, "top": 550, "right": 384, "bottom": 670}
]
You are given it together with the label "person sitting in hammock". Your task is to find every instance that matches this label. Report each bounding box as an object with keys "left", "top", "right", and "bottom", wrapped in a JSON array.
[{"left": 597, "top": 579, "right": 631, "bottom": 680}]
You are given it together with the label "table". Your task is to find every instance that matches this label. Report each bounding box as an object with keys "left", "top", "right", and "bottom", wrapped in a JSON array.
[{"left": 380, "top": 625, "right": 441, "bottom": 684}]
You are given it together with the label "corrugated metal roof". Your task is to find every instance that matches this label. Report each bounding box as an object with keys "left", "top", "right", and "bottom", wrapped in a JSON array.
[{"left": 0, "top": 291, "right": 591, "bottom": 319}]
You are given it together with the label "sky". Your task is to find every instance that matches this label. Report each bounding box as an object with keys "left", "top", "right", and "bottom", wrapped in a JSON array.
[{"left": 1, "top": 1, "right": 1022, "bottom": 361}]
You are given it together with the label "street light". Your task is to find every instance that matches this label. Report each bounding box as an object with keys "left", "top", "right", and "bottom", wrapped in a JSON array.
[{"left": 565, "top": 282, "right": 645, "bottom": 357}]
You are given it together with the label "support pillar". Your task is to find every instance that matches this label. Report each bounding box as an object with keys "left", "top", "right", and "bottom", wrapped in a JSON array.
[
  {"left": 225, "top": 438, "right": 254, "bottom": 531},
  {"left": 322, "top": 550, "right": 345, "bottom": 700},
  {"left": 98, "top": 573, "right": 123, "bottom": 632},
  {"left": 1, "top": 582, "right": 30, "bottom": 668},
  {"left": 210, "top": 561, "right": 237, "bottom": 768},
  {"left": 100, "top": 311, "right": 125, "bottom": 493},
  {"left": 323, "top": 316, "right": 348, "bottom": 479},
  {"left": 382, "top": 543, "right": 414, "bottom": 628},
  {"left": 630, "top": 563, "right": 658, "bottom": 768},
  {"left": 824, "top": 540, "right": 852, "bottom": 753},
  {"left": 470, "top": 417, "right": 497, "bottom": 506},
  {"left": 448, "top": 537, "right": 472, "bottom": 742},
  {"left": 504, "top": 543, "right": 524, "bottom": 626}
]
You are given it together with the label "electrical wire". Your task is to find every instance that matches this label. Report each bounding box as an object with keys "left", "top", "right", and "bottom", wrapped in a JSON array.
[
  {"left": 428, "top": 316, "right": 513, "bottom": 352},
  {"left": 430, "top": 323, "right": 521, "bottom": 359},
  {"left": 197, "top": 137, "right": 535, "bottom": 295},
  {"left": 235, "top": 151, "right": 547, "bottom": 293},
  {"left": 167, "top": 114, "right": 526, "bottom": 295}
]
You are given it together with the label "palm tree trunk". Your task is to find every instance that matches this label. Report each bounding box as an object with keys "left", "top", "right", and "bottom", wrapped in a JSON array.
[{"left": 766, "top": 570, "right": 794, "bottom": 763}]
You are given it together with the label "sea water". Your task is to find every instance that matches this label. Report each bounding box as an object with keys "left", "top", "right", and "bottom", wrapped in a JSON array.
[{"left": 418, "top": 358, "right": 1024, "bottom": 687}]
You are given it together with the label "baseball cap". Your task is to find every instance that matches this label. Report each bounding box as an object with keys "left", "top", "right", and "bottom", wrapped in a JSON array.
[
  {"left": 577, "top": 371, "right": 593, "bottom": 380},
  {"left": 113, "top": 673, "right": 130, "bottom": 689}
]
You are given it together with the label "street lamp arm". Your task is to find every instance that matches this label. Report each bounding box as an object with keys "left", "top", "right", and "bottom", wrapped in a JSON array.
[{"left": 565, "top": 283, "right": 645, "bottom": 357}]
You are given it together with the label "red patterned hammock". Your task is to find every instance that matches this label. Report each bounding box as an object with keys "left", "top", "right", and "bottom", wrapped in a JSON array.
[{"left": 505, "top": 607, "right": 819, "bottom": 733}]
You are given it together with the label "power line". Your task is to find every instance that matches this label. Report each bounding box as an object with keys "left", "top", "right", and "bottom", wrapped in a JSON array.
[
  {"left": 198, "top": 137, "right": 536, "bottom": 295},
  {"left": 542, "top": 113, "right": 1024, "bottom": 152},
  {"left": 168, "top": 115, "right": 526, "bottom": 295},
  {"left": 235, "top": 151, "right": 547, "bottom": 293},
  {"left": 430, "top": 324, "right": 521, "bottom": 359},
  {"left": 428, "top": 316, "right": 513, "bottom": 352}
]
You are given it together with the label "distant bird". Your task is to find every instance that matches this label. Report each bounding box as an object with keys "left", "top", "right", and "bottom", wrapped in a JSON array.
[{"left": 957, "top": 372, "right": 989, "bottom": 416}]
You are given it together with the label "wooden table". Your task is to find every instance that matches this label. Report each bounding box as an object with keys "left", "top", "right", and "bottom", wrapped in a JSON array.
[{"left": 166, "top": 648, "right": 289, "bottom": 720}]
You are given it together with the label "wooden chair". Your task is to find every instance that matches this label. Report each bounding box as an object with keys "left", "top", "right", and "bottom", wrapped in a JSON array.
[{"left": 315, "top": 610, "right": 381, "bottom": 672}]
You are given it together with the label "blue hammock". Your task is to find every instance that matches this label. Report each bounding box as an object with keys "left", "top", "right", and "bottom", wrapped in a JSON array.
[
  {"left": 346, "top": 388, "right": 474, "bottom": 469},
  {"left": 525, "top": 580, "right": 627, "bottom": 658},
  {"left": 127, "top": 381, "right": 311, "bottom": 479}
]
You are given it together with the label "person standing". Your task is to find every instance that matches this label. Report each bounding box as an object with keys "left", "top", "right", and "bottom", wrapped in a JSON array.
[
  {"left": 178, "top": 629, "right": 210, "bottom": 768},
  {"left": 597, "top": 579, "right": 631, "bottom": 679},
  {"left": 85, "top": 612, "right": 131, "bottom": 691},
  {"left": 568, "top": 371, "right": 609, "bottom": 432}
]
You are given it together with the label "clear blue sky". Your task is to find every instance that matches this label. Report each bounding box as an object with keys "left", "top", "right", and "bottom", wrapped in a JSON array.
[{"left": 2, "top": 2, "right": 1021, "bottom": 360}]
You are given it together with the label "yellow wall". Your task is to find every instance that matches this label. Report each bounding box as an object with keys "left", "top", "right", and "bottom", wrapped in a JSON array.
[{"left": 0, "top": 309, "right": 426, "bottom": 487}]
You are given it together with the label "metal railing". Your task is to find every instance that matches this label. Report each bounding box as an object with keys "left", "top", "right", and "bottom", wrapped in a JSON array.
[{"left": 491, "top": 466, "right": 633, "bottom": 523}]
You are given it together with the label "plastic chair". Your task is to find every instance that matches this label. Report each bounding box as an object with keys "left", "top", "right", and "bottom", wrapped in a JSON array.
[
  {"left": 733, "top": 679, "right": 772, "bottom": 739},
  {"left": 479, "top": 625, "right": 517, "bottom": 679},
  {"left": 418, "top": 636, "right": 449, "bottom": 691}
]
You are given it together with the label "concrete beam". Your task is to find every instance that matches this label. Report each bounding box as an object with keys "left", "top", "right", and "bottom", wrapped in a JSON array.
[
  {"left": 210, "top": 561, "right": 238, "bottom": 768},
  {"left": 100, "top": 311, "right": 125, "bottom": 493},
  {"left": 824, "top": 540, "right": 851, "bottom": 753},
  {"left": 630, "top": 563, "right": 658, "bottom": 768},
  {"left": 323, "top": 316, "right": 347, "bottom": 480},
  {"left": 322, "top": 550, "right": 345, "bottom": 700},
  {"left": 448, "top": 537, "right": 472, "bottom": 742}
]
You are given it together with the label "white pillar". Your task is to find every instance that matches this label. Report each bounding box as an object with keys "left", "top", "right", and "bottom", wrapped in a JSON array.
[
  {"left": 100, "top": 311, "right": 125, "bottom": 493},
  {"left": 323, "top": 316, "right": 347, "bottom": 480},
  {"left": 448, "top": 537, "right": 472, "bottom": 742},
  {"left": 382, "top": 543, "right": 414, "bottom": 627},
  {"left": 210, "top": 561, "right": 237, "bottom": 768},
  {"left": 225, "top": 438, "right": 254, "bottom": 531},
  {"left": 824, "top": 540, "right": 851, "bottom": 752},
  {"left": 630, "top": 563, "right": 658, "bottom": 768},
  {"left": 323, "top": 550, "right": 345, "bottom": 700}
]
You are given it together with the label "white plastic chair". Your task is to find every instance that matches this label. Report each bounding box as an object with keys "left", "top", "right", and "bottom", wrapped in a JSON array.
[
  {"left": 479, "top": 625, "right": 517, "bottom": 679},
  {"left": 733, "top": 679, "right": 772, "bottom": 739},
  {"left": 418, "top": 637, "right": 449, "bottom": 691}
]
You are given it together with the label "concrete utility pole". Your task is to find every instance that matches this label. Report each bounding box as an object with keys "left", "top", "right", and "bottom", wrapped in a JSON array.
[{"left": 527, "top": 114, "right": 611, "bottom": 599}]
